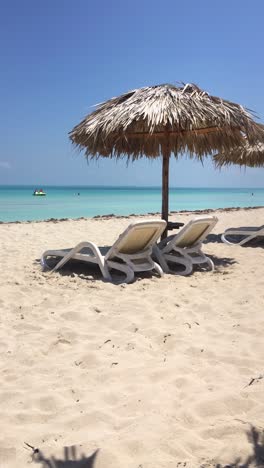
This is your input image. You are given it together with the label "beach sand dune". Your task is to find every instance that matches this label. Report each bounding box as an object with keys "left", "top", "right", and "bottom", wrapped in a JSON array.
[{"left": 1, "top": 209, "right": 264, "bottom": 467}]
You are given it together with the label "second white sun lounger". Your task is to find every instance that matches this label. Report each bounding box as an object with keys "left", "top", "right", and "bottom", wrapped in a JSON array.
[
  {"left": 41, "top": 220, "right": 166, "bottom": 283},
  {"left": 221, "top": 225, "right": 264, "bottom": 245},
  {"left": 153, "top": 216, "right": 218, "bottom": 275}
]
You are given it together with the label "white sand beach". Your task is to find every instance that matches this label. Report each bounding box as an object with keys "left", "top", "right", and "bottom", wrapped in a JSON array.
[{"left": 1, "top": 208, "right": 264, "bottom": 467}]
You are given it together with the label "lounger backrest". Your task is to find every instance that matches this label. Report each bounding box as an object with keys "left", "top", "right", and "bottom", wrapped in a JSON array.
[
  {"left": 106, "top": 220, "right": 167, "bottom": 258},
  {"left": 164, "top": 216, "right": 218, "bottom": 250}
]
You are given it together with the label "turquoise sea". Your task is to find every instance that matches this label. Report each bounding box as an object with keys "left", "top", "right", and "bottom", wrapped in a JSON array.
[{"left": 0, "top": 185, "right": 264, "bottom": 222}]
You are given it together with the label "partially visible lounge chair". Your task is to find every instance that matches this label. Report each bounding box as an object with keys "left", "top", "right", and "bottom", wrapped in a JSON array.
[
  {"left": 41, "top": 220, "right": 166, "bottom": 283},
  {"left": 153, "top": 216, "right": 218, "bottom": 275},
  {"left": 221, "top": 225, "right": 264, "bottom": 246}
]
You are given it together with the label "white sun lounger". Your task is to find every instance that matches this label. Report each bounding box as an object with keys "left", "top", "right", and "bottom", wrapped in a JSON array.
[
  {"left": 221, "top": 225, "right": 264, "bottom": 245},
  {"left": 41, "top": 220, "right": 166, "bottom": 283},
  {"left": 153, "top": 216, "right": 218, "bottom": 275}
]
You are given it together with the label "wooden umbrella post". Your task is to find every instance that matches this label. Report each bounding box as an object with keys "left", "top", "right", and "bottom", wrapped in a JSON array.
[{"left": 161, "top": 131, "right": 170, "bottom": 239}]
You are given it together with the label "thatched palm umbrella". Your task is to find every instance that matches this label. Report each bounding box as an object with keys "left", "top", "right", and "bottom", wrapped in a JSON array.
[
  {"left": 214, "top": 124, "right": 264, "bottom": 168},
  {"left": 69, "top": 83, "right": 264, "bottom": 237}
]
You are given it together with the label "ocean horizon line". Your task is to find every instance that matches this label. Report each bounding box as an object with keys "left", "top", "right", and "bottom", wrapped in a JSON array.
[{"left": 1, "top": 184, "right": 264, "bottom": 190}]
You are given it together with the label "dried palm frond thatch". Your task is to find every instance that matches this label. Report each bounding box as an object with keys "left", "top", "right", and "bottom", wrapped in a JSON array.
[
  {"left": 70, "top": 83, "right": 263, "bottom": 158},
  {"left": 214, "top": 124, "right": 264, "bottom": 168},
  {"left": 69, "top": 83, "right": 264, "bottom": 235},
  {"left": 214, "top": 141, "right": 264, "bottom": 168}
]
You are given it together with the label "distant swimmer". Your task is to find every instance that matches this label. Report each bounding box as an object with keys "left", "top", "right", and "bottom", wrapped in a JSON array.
[
  {"left": 78, "top": 193, "right": 80, "bottom": 196},
  {"left": 252, "top": 192, "right": 254, "bottom": 196}
]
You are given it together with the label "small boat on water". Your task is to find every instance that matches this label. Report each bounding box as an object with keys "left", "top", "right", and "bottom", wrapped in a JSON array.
[{"left": 33, "top": 188, "right": 46, "bottom": 196}]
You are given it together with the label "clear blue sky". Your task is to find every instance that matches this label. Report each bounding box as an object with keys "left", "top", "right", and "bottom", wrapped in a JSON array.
[{"left": 1, "top": 0, "right": 264, "bottom": 188}]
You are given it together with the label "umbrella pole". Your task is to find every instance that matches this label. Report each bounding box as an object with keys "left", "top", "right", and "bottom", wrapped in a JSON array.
[{"left": 161, "top": 151, "right": 169, "bottom": 239}]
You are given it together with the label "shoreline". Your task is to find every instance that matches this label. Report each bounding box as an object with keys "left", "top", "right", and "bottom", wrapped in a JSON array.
[{"left": 1, "top": 204, "right": 264, "bottom": 225}]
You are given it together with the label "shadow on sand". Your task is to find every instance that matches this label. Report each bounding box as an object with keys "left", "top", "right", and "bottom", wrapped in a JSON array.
[
  {"left": 39, "top": 259, "right": 162, "bottom": 283},
  {"left": 31, "top": 445, "right": 99, "bottom": 468},
  {"left": 208, "top": 254, "right": 236, "bottom": 270},
  {"left": 28, "top": 426, "right": 264, "bottom": 467},
  {"left": 203, "top": 426, "right": 264, "bottom": 468},
  {"left": 38, "top": 250, "right": 236, "bottom": 280}
]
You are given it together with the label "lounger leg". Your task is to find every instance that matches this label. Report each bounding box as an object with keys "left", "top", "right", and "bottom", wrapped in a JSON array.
[
  {"left": 107, "top": 261, "right": 135, "bottom": 283},
  {"left": 168, "top": 257, "right": 193, "bottom": 276},
  {"left": 41, "top": 251, "right": 53, "bottom": 271},
  {"left": 166, "top": 247, "right": 193, "bottom": 276},
  {"left": 50, "top": 242, "right": 89, "bottom": 272},
  {"left": 153, "top": 245, "right": 193, "bottom": 275},
  {"left": 162, "top": 255, "right": 193, "bottom": 275},
  {"left": 96, "top": 258, "right": 112, "bottom": 281},
  {"left": 221, "top": 232, "right": 254, "bottom": 246},
  {"left": 42, "top": 242, "right": 113, "bottom": 281},
  {"left": 205, "top": 256, "right": 215, "bottom": 271},
  {"left": 153, "top": 261, "right": 164, "bottom": 277},
  {"left": 152, "top": 245, "right": 170, "bottom": 273},
  {"left": 238, "top": 234, "right": 259, "bottom": 245},
  {"left": 192, "top": 247, "right": 215, "bottom": 271},
  {"left": 221, "top": 233, "right": 241, "bottom": 245}
]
